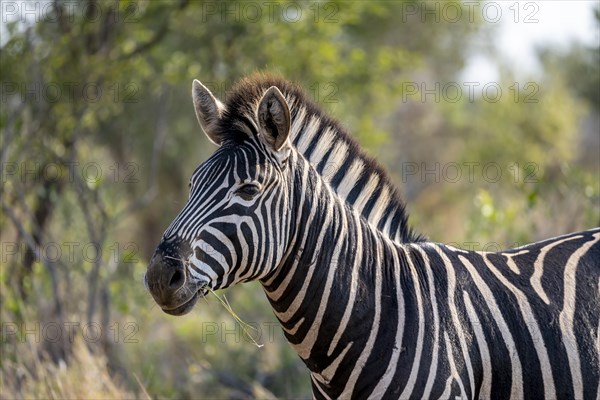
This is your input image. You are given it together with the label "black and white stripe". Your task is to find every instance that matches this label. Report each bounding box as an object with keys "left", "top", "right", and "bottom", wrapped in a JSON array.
[{"left": 149, "top": 75, "right": 600, "bottom": 399}]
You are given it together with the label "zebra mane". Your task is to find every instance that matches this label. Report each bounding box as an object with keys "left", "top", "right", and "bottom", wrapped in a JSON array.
[{"left": 218, "top": 73, "right": 423, "bottom": 243}]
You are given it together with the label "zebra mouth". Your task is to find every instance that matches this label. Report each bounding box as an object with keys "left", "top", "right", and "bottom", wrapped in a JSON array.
[{"left": 161, "top": 287, "right": 208, "bottom": 316}]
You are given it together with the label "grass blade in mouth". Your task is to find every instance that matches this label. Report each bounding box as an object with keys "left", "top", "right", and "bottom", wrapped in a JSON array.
[
  {"left": 159, "top": 256, "right": 264, "bottom": 348},
  {"left": 206, "top": 288, "right": 264, "bottom": 348}
]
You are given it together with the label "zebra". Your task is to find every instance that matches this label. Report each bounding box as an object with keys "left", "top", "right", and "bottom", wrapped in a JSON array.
[{"left": 145, "top": 74, "right": 600, "bottom": 399}]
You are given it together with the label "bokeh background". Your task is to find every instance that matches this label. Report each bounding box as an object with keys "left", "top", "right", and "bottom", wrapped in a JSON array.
[{"left": 1, "top": 1, "right": 598, "bottom": 398}]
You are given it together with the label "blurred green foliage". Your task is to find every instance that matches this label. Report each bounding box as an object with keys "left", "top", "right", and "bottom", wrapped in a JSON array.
[{"left": 1, "top": 1, "right": 598, "bottom": 399}]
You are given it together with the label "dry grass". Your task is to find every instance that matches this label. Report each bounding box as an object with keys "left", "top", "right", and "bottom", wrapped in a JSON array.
[{"left": 1, "top": 338, "right": 146, "bottom": 400}]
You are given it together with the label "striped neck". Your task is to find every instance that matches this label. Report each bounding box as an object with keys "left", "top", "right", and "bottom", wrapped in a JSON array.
[{"left": 260, "top": 154, "right": 416, "bottom": 397}]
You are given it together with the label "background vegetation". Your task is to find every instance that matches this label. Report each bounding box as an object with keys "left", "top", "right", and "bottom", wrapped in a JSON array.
[{"left": 1, "top": 1, "right": 598, "bottom": 398}]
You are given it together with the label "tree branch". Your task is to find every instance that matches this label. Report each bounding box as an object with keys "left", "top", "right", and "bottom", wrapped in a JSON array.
[
  {"left": 1, "top": 199, "right": 64, "bottom": 320},
  {"left": 118, "top": 0, "right": 190, "bottom": 60}
]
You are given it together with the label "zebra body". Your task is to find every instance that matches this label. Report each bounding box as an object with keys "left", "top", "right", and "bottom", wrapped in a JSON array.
[
  {"left": 265, "top": 150, "right": 600, "bottom": 399},
  {"left": 145, "top": 74, "right": 600, "bottom": 399}
]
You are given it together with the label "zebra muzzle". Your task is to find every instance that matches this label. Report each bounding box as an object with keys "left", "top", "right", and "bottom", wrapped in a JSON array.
[{"left": 146, "top": 244, "right": 201, "bottom": 316}]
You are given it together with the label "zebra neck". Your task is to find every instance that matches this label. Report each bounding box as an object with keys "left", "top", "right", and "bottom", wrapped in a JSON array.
[{"left": 260, "top": 157, "right": 418, "bottom": 394}]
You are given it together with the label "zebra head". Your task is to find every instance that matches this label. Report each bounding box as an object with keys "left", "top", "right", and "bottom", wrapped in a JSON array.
[{"left": 146, "top": 80, "right": 294, "bottom": 315}]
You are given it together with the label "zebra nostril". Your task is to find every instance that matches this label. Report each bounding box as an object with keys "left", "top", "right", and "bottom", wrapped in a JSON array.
[{"left": 169, "top": 269, "right": 185, "bottom": 289}]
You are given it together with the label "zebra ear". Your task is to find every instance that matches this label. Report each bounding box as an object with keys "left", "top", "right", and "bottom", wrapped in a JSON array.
[
  {"left": 257, "top": 86, "right": 291, "bottom": 152},
  {"left": 192, "top": 79, "right": 226, "bottom": 146}
]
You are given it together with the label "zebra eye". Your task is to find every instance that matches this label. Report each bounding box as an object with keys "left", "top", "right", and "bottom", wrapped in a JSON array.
[{"left": 236, "top": 183, "right": 261, "bottom": 200}]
